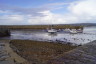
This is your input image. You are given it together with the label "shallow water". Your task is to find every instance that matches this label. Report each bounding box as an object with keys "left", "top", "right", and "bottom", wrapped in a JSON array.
[{"left": 1, "top": 26, "right": 96, "bottom": 45}]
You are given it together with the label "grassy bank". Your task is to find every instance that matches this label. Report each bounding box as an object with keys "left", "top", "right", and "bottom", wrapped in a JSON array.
[{"left": 10, "top": 40, "right": 77, "bottom": 64}]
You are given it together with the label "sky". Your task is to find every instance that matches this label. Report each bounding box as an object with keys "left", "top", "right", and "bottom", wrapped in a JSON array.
[{"left": 0, "top": 0, "right": 96, "bottom": 25}]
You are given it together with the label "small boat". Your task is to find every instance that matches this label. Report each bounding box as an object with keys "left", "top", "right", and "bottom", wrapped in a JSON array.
[
  {"left": 70, "top": 29, "right": 77, "bottom": 34},
  {"left": 47, "top": 28, "right": 57, "bottom": 33},
  {"left": 64, "top": 29, "right": 70, "bottom": 32}
]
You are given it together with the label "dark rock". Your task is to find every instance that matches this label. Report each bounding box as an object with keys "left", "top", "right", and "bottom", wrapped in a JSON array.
[{"left": 0, "top": 28, "right": 10, "bottom": 37}]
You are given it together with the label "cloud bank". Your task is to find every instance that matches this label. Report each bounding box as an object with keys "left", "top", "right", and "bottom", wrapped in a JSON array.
[{"left": 0, "top": 0, "right": 96, "bottom": 25}]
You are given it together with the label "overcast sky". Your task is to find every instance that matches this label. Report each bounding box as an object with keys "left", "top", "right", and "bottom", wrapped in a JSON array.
[{"left": 0, "top": 0, "right": 96, "bottom": 25}]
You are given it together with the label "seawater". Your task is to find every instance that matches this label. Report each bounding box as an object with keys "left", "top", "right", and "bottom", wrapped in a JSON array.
[{"left": 1, "top": 26, "right": 96, "bottom": 45}]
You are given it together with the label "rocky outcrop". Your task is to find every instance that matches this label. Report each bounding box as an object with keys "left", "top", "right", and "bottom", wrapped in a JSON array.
[
  {"left": 47, "top": 40, "right": 96, "bottom": 64},
  {"left": 0, "top": 28, "right": 10, "bottom": 37}
]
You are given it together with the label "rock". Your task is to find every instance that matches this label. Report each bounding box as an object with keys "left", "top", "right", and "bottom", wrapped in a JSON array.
[
  {"left": 0, "top": 28, "right": 10, "bottom": 37},
  {"left": 47, "top": 40, "right": 96, "bottom": 64}
]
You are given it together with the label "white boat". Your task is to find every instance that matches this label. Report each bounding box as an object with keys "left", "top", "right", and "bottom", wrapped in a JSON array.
[
  {"left": 64, "top": 29, "right": 70, "bottom": 32},
  {"left": 70, "top": 29, "right": 77, "bottom": 34},
  {"left": 47, "top": 28, "right": 57, "bottom": 33}
]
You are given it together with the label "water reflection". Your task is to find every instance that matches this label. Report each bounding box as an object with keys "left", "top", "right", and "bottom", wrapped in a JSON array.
[{"left": 48, "top": 33, "right": 58, "bottom": 37}]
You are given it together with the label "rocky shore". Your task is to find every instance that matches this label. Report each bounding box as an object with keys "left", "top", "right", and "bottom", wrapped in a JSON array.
[
  {"left": 0, "top": 40, "right": 29, "bottom": 64},
  {"left": 10, "top": 40, "right": 77, "bottom": 64},
  {"left": 47, "top": 40, "right": 96, "bottom": 64},
  {"left": 0, "top": 39, "right": 96, "bottom": 64}
]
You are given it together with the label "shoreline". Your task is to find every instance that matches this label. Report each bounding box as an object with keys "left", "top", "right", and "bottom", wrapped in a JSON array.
[{"left": 1, "top": 39, "right": 96, "bottom": 64}]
